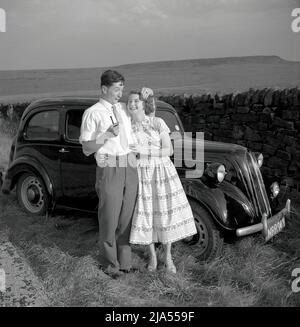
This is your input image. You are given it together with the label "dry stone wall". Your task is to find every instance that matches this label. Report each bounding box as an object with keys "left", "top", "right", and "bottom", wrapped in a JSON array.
[
  {"left": 1, "top": 88, "right": 300, "bottom": 195},
  {"left": 159, "top": 88, "right": 300, "bottom": 196}
]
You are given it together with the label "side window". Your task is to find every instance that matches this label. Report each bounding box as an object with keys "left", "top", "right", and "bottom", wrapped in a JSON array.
[
  {"left": 66, "top": 110, "right": 84, "bottom": 142},
  {"left": 26, "top": 110, "right": 59, "bottom": 140},
  {"left": 155, "top": 110, "right": 181, "bottom": 132}
]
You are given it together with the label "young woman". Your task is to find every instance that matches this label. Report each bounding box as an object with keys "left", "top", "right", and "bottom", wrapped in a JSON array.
[{"left": 127, "top": 90, "right": 197, "bottom": 273}]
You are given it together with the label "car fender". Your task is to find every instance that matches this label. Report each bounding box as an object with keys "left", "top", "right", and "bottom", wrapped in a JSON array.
[
  {"left": 181, "top": 179, "right": 234, "bottom": 231},
  {"left": 218, "top": 180, "right": 256, "bottom": 219},
  {"left": 6, "top": 156, "right": 54, "bottom": 200}
]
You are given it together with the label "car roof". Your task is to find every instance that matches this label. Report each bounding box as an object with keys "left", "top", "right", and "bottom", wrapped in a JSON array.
[
  {"left": 23, "top": 96, "right": 176, "bottom": 116},
  {"left": 21, "top": 96, "right": 248, "bottom": 155}
]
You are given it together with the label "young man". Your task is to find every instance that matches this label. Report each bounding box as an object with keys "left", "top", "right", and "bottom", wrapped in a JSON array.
[{"left": 79, "top": 70, "right": 152, "bottom": 278}]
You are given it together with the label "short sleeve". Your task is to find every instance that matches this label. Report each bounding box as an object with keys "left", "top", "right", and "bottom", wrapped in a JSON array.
[
  {"left": 79, "top": 110, "right": 102, "bottom": 143},
  {"left": 153, "top": 117, "right": 170, "bottom": 134}
]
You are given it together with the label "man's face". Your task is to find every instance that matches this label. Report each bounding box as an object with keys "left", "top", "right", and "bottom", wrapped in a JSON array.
[{"left": 102, "top": 81, "right": 124, "bottom": 104}]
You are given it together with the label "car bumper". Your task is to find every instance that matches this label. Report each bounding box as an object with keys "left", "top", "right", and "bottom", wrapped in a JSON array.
[{"left": 236, "top": 199, "right": 290, "bottom": 241}]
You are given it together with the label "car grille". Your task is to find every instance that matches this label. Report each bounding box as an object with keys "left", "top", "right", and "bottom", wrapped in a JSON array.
[{"left": 245, "top": 152, "right": 271, "bottom": 219}]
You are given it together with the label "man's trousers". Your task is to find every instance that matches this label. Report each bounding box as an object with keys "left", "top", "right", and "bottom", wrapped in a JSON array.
[{"left": 95, "top": 155, "right": 138, "bottom": 270}]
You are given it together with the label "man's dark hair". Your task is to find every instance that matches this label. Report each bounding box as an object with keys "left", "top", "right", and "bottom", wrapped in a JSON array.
[{"left": 101, "top": 70, "right": 125, "bottom": 87}]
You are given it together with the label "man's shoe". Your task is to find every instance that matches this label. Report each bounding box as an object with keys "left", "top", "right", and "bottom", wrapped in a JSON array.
[
  {"left": 119, "top": 267, "right": 140, "bottom": 274},
  {"left": 99, "top": 265, "right": 124, "bottom": 279}
]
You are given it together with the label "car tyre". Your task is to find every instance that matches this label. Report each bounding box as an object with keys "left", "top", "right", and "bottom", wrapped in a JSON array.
[
  {"left": 17, "top": 172, "right": 49, "bottom": 215},
  {"left": 183, "top": 199, "right": 224, "bottom": 262}
]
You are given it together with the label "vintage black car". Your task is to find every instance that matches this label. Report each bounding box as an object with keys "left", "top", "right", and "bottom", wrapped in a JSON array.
[{"left": 1, "top": 97, "right": 291, "bottom": 261}]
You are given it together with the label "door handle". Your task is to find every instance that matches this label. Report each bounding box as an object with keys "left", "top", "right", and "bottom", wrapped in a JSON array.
[{"left": 59, "top": 148, "right": 70, "bottom": 153}]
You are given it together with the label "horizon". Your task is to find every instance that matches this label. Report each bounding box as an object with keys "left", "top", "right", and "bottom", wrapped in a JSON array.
[{"left": 0, "top": 54, "right": 299, "bottom": 73}]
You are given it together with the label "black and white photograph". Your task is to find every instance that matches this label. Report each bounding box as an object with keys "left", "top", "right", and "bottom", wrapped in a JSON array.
[{"left": 0, "top": 0, "right": 300, "bottom": 312}]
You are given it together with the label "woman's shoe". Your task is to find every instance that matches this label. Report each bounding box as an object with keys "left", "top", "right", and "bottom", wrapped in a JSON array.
[{"left": 165, "top": 259, "right": 177, "bottom": 274}]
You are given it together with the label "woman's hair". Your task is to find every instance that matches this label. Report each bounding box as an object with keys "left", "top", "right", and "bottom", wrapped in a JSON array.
[{"left": 129, "top": 90, "right": 156, "bottom": 115}]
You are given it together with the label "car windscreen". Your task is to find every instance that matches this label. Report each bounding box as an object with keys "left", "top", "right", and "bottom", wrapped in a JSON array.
[{"left": 155, "top": 109, "right": 182, "bottom": 133}]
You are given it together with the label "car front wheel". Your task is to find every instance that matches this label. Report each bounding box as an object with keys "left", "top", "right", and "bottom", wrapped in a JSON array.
[
  {"left": 17, "top": 172, "right": 49, "bottom": 215},
  {"left": 183, "top": 199, "right": 224, "bottom": 262}
]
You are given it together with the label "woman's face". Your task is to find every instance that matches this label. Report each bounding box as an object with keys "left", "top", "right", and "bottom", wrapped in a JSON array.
[{"left": 127, "top": 94, "right": 145, "bottom": 121}]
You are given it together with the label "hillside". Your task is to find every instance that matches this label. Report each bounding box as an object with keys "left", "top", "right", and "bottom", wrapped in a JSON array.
[{"left": 0, "top": 56, "right": 299, "bottom": 104}]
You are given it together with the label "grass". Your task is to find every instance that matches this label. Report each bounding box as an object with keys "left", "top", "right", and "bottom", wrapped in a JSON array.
[
  {"left": 0, "top": 118, "right": 17, "bottom": 170},
  {"left": 0, "top": 119, "right": 299, "bottom": 307},
  {"left": 0, "top": 190, "right": 299, "bottom": 307},
  {"left": 1, "top": 56, "right": 300, "bottom": 104}
]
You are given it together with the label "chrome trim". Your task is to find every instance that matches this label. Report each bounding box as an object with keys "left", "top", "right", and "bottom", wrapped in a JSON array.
[
  {"left": 236, "top": 199, "right": 290, "bottom": 238},
  {"left": 59, "top": 148, "right": 70, "bottom": 153},
  {"left": 246, "top": 153, "right": 271, "bottom": 217}
]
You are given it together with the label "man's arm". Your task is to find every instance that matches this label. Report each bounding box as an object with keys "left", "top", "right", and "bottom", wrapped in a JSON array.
[
  {"left": 81, "top": 140, "right": 102, "bottom": 155},
  {"left": 81, "top": 125, "right": 119, "bottom": 156}
]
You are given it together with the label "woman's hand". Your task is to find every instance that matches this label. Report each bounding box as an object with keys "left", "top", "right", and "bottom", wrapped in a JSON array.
[{"left": 129, "top": 143, "right": 143, "bottom": 154}]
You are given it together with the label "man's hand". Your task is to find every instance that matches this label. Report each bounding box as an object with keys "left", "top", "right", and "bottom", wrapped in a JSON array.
[
  {"left": 106, "top": 123, "right": 119, "bottom": 137},
  {"left": 95, "top": 123, "right": 119, "bottom": 146},
  {"left": 141, "top": 87, "right": 154, "bottom": 100},
  {"left": 83, "top": 123, "right": 120, "bottom": 156}
]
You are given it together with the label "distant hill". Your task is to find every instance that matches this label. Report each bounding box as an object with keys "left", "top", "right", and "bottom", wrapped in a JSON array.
[
  {"left": 116, "top": 55, "right": 287, "bottom": 69},
  {"left": 0, "top": 56, "right": 299, "bottom": 104}
]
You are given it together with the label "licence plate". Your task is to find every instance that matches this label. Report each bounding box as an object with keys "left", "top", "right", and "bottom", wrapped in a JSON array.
[{"left": 262, "top": 210, "right": 286, "bottom": 242}]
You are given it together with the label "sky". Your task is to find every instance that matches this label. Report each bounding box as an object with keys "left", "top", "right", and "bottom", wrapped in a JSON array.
[{"left": 0, "top": 0, "right": 299, "bottom": 70}]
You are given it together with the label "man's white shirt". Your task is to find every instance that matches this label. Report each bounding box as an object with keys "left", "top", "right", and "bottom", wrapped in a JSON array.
[{"left": 79, "top": 98, "right": 134, "bottom": 166}]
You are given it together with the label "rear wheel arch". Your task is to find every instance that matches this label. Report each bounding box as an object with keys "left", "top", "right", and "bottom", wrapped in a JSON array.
[{"left": 10, "top": 163, "right": 53, "bottom": 198}]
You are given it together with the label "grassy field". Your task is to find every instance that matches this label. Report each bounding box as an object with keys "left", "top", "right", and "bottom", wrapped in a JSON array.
[
  {"left": 0, "top": 121, "right": 300, "bottom": 307},
  {"left": 0, "top": 119, "right": 17, "bottom": 170},
  {"left": 0, "top": 56, "right": 300, "bottom": 104}
]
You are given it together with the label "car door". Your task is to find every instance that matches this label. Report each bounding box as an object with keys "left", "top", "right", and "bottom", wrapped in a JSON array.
[
  {"left": 59, "top": 107, "right": 98, "bottom": 211},
  {"left": 22, "top": 107, "right": 62, "bottom": 195}
]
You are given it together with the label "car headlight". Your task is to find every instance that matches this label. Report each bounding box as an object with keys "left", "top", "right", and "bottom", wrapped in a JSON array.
[
  {"left": 270, "top": 182, "right": 280, "bottom": 198},
  {"left": 205, "top": 163, "right": 226, "bottom": 183},
  {"left": 217, "top": 165, "right": 226, "bottom": 182},
  {"left": 254, "top": 152, "right": 263, "bottom": 167}
]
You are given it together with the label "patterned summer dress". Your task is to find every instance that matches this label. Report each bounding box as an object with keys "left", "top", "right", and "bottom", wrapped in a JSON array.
[{"left": 129, "top": 116, "right": 197, "bottom": 244}]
